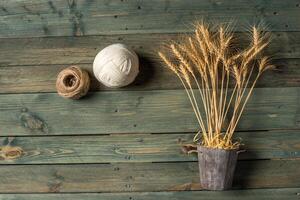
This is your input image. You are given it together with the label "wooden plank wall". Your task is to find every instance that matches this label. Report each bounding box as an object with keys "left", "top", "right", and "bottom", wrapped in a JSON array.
[{"left": 0, "top": 0, "right": 299, "bottom": 199}]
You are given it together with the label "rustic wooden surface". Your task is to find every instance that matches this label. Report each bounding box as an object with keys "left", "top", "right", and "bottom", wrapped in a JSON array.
[
  {"left": 0, "top": 33, "right": 299, "bottom": 93},
  {"left": 1, "top": 59, "right": 299, "bottom": 93},
  {"left": 0, "top": 130, "right": 299, "bottom": 164},
  {"left": 0, "top": 0, "right": 300, "bottom": 38},
  {"left": 0, "top": 87, "right": 298, "bottom": 136},
  {"left": 0, "top": 0, "right": 299, "bottom": 199},
  {"left": 0, "top": 160, "right": 299, "bottom": 193},
  {"left": 1, "top": 32, "right": 300, "bottom": 66},
  {"left": 0, "top": 188, "right": 300, "bottom": 200}
]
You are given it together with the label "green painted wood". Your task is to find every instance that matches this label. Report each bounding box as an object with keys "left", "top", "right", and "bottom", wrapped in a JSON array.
[
  {"left": 0, "top": 59, "right": 299, "bottom": 94},
  {"left": 0, "top": 32, "right": 299, "bottom": 93},
  {"left": 0, "top": 0, "right": 299, "bottom": 196},
  {"left": 0, "top": 87, "right": 298, "bottom": 136},
  {"left": 0, "top": 130, "right": 299, "bottom": 164},
  {"left": 0, "top": 32, "right": 299, "bottom": 67},
  {"left": 0, "top": 160, "right": 299, "bottom": 192},
  {"left": 0, "top": 188, "right": 300, "bottom": 200},
  {"left": 0, "top": 0, "right": 299, "bottom": 38}
]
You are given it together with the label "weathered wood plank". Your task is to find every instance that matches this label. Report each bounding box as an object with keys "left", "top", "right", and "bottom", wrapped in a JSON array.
[
  {"left": 0, "top": 32, "right": 299, "bottom": 66},
  {"left": 0, "top": 130, "right": 299, "bottom": 164},
  {"left": 0, "top": 87, "right": 298, "bottom": 136},
  {"left": 0, "top": 59, "right": 299, "bottom": 93},
  {"left": 1, "top": 188, "right": 300, "bottom": 200},
  {"left": 0, "top": 0, "right": 299, "bottom": 38},
  {"left": 0, "top": 160, "right": 299, "bottom": 192},
  {"left": 0, "top": 32, "right": 299, "bottom": 93}
]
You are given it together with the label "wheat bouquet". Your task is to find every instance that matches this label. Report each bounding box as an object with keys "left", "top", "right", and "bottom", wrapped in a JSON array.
[{"left": 159, "top": 22, "right": 273, "bottom": 150}]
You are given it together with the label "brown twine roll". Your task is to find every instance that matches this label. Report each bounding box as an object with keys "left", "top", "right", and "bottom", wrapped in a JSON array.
[{"left": 56, "top": 66, "right": 90, "bottom": 99}]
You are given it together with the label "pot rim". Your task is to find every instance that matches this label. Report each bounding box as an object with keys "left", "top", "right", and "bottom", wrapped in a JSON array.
[{"left": 196, "top": 144, "right": 240, "bottom": 152}]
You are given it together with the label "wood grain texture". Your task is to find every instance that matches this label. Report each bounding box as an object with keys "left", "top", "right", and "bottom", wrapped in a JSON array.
[
  {"left": 0, "top": 130, "right": 299, "bottom": 164},
  {"left": 0, "top": 32, "right": 299, "bottom": 66},
  {"left": 0, "top": 32, "right": 299, "bottom": 93},
  {"left": 0, "top": 160, "right": 299, "bottom": 192},
  {"left": 1, "top": 188, "right": 300, "bottom": 200},
  {"left": 0, "top": 59, "right": 299, "bottom": 93},
  {"left": 0, "top": 0, "right": 299, "bottom": 196},
  {"left": 0, "top": 87, "right": 298, "bottom": 136},
  {"left": 0, "top": 0, "right": 300, "bottom": 38}
]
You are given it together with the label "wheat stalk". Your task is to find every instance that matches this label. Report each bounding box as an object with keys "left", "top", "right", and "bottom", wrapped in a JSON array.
[{"left": 159, "top": 22, "right": 273, "bottom": 150}]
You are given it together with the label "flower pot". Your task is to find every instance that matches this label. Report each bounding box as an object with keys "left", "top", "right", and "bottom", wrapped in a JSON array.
[{"left": 197, "top": 145, "right": 239, "bottom": 190}]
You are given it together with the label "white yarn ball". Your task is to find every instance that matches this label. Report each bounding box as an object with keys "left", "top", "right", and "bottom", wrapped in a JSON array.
[{"left": 93, "top": 43, "right": 139, "bottom": 88}]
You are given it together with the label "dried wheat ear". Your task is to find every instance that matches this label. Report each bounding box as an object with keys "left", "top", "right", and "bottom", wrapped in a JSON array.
[{"left": 159, "top": 22, "right": 274, "bottom": 150}]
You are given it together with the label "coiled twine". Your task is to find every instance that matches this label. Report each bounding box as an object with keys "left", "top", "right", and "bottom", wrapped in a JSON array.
[
  {"left": 56, "top": 66, "right": 90, "bottom": 99},
  {"left": 93, "top": 43, "right": 139, "bottom": 88}
]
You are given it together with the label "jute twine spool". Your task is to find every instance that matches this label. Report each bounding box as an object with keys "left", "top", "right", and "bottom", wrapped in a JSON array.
[{"left": 56, "top": 66, "right": 90, "bottom": 99}]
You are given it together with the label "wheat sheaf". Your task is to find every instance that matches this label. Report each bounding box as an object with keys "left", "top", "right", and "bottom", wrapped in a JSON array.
[{"left": 159, "top": 22, "right": 274, "bottom": 150}]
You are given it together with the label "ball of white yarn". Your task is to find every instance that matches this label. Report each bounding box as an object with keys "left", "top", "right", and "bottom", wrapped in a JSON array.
[{"left": 93, "top": 43, "right": 139, "bottom": 88}]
